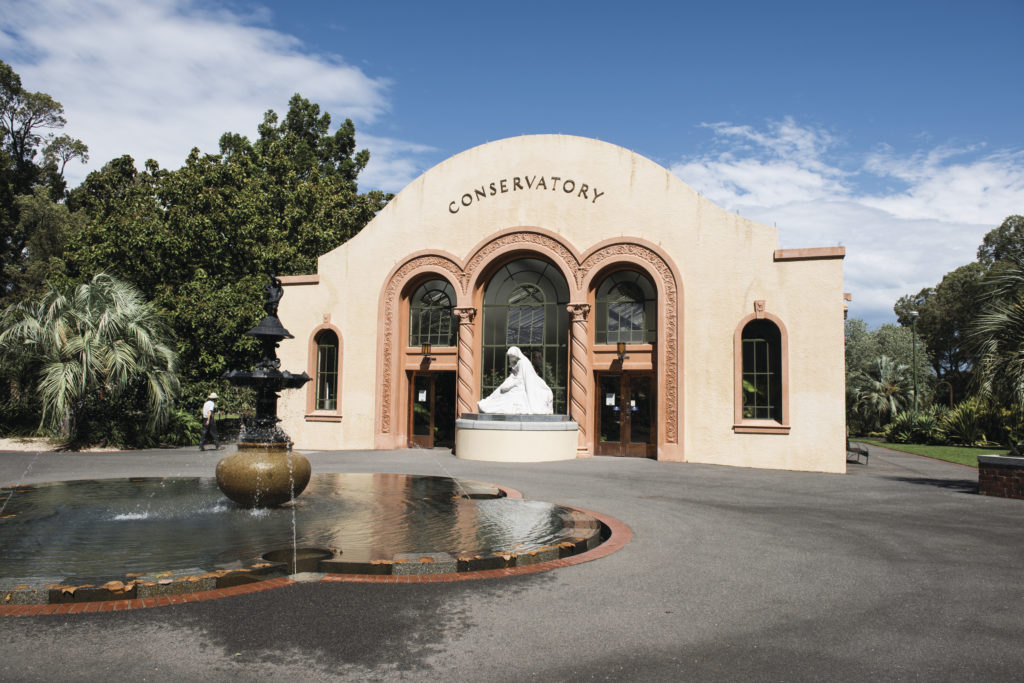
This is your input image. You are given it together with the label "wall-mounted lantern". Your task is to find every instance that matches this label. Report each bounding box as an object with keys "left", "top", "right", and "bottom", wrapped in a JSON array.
[
  {"left": 616, "top": 342, "right": 629, "bottom": 363},
  {"left": 421, "top": 343, "right": 435, "bottom": 362}
]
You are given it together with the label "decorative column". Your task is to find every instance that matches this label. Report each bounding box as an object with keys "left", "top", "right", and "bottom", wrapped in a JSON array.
[
  {"left": 454, "top": 307, "right": 477, "bottom": 416},
  {"left": 567, "top": 303, "right": 592, "bottom": 457}
]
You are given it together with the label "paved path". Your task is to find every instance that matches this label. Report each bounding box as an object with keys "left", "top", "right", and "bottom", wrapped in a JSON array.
[{"left": 1, "top": 444, "right": 1021, "bottom": 681}]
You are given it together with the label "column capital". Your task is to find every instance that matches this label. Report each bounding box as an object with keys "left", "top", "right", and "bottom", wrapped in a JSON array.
[
  {"left": 567, "top": 303, "right": 591, "bottom": 322},
  {"left": 453, "top": 307, "right": 477, "bottom": 324}
]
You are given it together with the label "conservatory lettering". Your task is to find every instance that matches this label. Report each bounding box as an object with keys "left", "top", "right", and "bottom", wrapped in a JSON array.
[{"left": 448, "top": 175, "right": 605, "bottom": 213}]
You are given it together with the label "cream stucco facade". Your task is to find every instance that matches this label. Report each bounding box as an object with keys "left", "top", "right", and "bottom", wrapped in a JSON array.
[{"left": 275, "top": 134, "right": 847, "bottom": 473}]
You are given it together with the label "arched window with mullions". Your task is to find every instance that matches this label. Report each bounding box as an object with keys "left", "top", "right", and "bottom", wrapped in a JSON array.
[
  {"left": 409, "top": 279, "right": 456, "bottom": 347},
  {"left": 595, "top": 270, "right": 656, "bottom": 345},
  {"left": 481, "top": 258, "right": 569, "bottom": 414},
  {"left": 741, "top": 320, "right": 782, "bottom": 421},
  {"left": 314, "top": 329, "right": 339, "bottom": 411}
]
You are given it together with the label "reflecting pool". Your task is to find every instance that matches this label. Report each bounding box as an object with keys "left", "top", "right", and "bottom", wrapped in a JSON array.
[{"left": 0, "top": 474, "right": 599, "bottom": 588}]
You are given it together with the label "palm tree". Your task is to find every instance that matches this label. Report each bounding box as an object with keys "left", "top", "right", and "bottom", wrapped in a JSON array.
[
  {"left": 972, "top": 253, "right": 1024, "bottom": 408},
  {"left": 0, "top": 273, "right": 179, "bottom": 444},
  {"left": 854, "top": 355, "right": 914, "bottom": 431}
]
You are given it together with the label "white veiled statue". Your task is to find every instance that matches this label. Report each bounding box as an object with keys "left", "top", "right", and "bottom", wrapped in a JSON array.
[{"left": 477, "top": 346, "right": 554, "bottom": 414}]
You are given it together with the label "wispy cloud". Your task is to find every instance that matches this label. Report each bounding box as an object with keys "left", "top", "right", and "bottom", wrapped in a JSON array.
[
  {"left": 356, "top": 134, "right": 436, "bottom": 195},
  {"left": 670, "top": 119, "right": 1024, "bottom": 326},
  {"left": 0, "top": 0, "right": 413, "bottom": 188}
]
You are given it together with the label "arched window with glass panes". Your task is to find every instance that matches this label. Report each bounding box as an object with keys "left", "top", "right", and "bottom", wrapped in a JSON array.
[
  {"left": 481, "top": 258, "right": 569, "bottom": 414},
  {"left": 595, "top": 270, "right": 656, "bottom": 344},
  {"left": 314, "top": 329, "right": 339, "bottom": 411},
  {"left": 408, "top": 279, "right": 456, "bottom": 348},
  {"left": 740, "top": 319, "right": 782, "bottom": 421}
]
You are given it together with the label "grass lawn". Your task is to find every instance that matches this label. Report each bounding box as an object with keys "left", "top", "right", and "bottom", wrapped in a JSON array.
[{"left": 856, "top": 439, "right": 1008, "bottom": 468}]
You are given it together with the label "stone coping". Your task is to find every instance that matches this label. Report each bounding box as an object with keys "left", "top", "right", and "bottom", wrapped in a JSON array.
[
  {"left": 456, "top": 416, "right": 579, "bottom": 431},
  {"left": 1, "top": 485, "right": 630, "bottom": 613},
  {"left": 977, "top": 454, "right": 1024, "bottom": 467},
  {"left": 458, "top": 413, "right": 573, "bottom": 422}
]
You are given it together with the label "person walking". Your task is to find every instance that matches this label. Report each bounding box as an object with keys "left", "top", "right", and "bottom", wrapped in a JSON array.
[{"left": 199, "top": 392, "right": 221, "bottom": 451}]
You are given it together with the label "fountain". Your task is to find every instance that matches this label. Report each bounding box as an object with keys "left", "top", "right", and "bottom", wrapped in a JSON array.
[
  {"left": 0, "top": 277, "right": 621, "bottom": 607},
  {"left": 217, "top": 275, "right": 312, "bottom": 507}
]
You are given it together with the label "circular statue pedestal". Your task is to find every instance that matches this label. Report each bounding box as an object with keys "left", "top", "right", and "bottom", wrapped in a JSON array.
[
  {"left": 216, "top": 446, "right": 311, "bottom": 507},
  {"left": 455, "top": 414, "right": 579, "bottom": 462}
]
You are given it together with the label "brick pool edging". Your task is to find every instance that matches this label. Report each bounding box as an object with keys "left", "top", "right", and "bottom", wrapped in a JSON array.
[{"left": 0, "top": 500, "right": 631, "bottom": 617}]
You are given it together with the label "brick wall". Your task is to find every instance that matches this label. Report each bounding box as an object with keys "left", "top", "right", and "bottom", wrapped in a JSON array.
[{"left": 978, "top": 455, "right": 1024, "bottom": 500}]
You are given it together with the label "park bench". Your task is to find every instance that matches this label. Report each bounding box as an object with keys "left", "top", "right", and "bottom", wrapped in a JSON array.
[{"left": 847, "top": 439, "right": 870, "bottom": 465}]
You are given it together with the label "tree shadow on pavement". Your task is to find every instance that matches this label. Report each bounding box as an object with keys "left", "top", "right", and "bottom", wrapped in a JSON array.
[{"left": 883, "top": 476, "right": 978, "bottom": 494}]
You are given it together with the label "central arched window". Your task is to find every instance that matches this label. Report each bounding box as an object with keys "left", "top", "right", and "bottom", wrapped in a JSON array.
[
  {"left": 409, "top": 279, "right": 456, "bottom": 347},
  {"left": 482, "top": 258, "right": 569, "bottom": 413},
  {"left": 595, "top": 270, "right": 656, "bottom": 344}
]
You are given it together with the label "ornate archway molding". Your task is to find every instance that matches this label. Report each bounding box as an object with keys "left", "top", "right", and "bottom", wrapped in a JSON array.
[{"left": 374, "top": 229, "right": 682, "bottom": 458}]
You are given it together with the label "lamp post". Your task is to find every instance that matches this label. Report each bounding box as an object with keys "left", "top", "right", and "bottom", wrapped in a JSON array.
[{"left": 910, "top": 311, "right": 919, "bottom": 413}]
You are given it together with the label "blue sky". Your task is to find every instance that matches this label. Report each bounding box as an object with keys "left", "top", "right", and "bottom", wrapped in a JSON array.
[{"left": 1, "top": 0, "right": 1022, "bottom": 326}]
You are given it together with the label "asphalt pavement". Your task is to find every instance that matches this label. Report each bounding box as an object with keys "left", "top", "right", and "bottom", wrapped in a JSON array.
[{"left": 1, "top": 442, "right": 1021, "bottom": 681}]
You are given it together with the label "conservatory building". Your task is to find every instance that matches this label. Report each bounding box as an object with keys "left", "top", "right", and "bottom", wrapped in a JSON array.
[{"left": 274, "top": 135, "right": 848, "bottom": 472}]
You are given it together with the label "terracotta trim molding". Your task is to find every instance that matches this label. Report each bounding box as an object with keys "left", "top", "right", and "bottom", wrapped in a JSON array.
[
  {"left": 579, "top": 239, "right": 683, "bottom": 449},
  {"left": 733, "top": 422, "right": 791, "bottom": 435},
  {"left": 305, "top": 321, "right": 343, "bottom": 422},
  {"left": 375, "top": 253, "right": 464, "bottom": 444},
  {"left": 279, "top": 274, "right": 320, "bottom": 285},
  {"left": 773, "top": 247, "right": 845, "bottom": 262},
  {"left": 733, "top": 304, "right": 790, "bottom": 434},
  {"left": 374, "top": 231, "right": 683, "bottom": 460}
]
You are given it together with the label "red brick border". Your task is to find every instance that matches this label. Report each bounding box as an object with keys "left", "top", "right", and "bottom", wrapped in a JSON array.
[
  {"left": 0, "top": 577, "right": 296, "bottom": 617},
  {"left": 321, "top": 505, "right": 630, "bottom": 584}
]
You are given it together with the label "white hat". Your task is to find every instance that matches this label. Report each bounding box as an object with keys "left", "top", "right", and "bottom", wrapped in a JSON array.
[{"left": 208, "top": 392, "right": 218, "bottom": 399}]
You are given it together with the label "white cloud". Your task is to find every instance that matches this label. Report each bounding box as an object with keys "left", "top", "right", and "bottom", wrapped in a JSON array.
[
  {"left": 670, "top": 119, "right": 1024, "bottom": 327},
  {"left": 356, "top": 134, "right": 437, "bottom": 195},
  {"left": 0, "top": 0, "right": 397, "bottom": 188}
]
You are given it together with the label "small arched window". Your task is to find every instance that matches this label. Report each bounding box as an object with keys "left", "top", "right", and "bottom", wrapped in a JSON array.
[
  {"left": 741, "top": 320, "right": 781, "bottom": 421},
  {"left": 315, "top": 330, "right": 339, "bottom": 411},
  {"left": 409, "top": 279, "right": 456, "bottom": 347},
  {"left": 595, "top": 270, "right": 656, "bottom": 344}
]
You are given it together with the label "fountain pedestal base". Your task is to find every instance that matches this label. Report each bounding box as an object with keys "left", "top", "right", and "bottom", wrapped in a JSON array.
[{"left": 216, "top": 448, "right": 311, "bottom": 508}]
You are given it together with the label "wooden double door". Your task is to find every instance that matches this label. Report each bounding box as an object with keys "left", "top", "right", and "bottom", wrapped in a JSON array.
[
  {"left": 409, "top": 371, "right": 456, "bottom": 449},
  {"left": 595, "top": 372, "right": 655, "bottom": 458}
]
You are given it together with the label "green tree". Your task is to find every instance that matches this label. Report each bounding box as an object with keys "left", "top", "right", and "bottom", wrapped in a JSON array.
[
  {"left": 977, "top": 215, "right": 1024, "bottom": 268},
  {"left": 0, "top": 60, "right": 87, "bottom": 304},
  {"left": 68, "top": 94, "right": 390, "bottom": 404},
  {"left": 971, "top": 253, "right": 1024, "bottom": 412},
  {"left": 894, "top": 262, "right": 985, "bottom": 399},
  {"left": 5, "top": 186, "right": 83, "bottom": 296},
  {"left": 854, "top": 355, "right": 915, "bottom": 432},
  {"left": 0, "top": 273, "right": 179, "bottom": 447}
]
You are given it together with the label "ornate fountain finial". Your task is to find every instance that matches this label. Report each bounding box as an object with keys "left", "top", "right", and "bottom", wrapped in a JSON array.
[{"left": 264, "top": 274, "right": 283, "bottom": 317}]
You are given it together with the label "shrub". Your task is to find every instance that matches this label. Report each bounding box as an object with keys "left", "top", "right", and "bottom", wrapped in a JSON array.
[
  {"left": 884, "top": 408, "right": 947, "bottom": 445},
  {"left": 158, "top": 408, "right": 202, "bottom": 446},
  {"left": 940, "top": 398, "right": 986, "bottom": 446}
]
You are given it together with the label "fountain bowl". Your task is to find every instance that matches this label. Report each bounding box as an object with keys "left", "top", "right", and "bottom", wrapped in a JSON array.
[{"left": 215, "top": 447, "right": 311, "bottom": 507}]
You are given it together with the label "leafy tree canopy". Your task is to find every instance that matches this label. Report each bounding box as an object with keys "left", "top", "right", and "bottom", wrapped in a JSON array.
[
  {"left": 0, "top": 60, "right": 87, "bottom": 305},
  {"left": 977, "top": 215, "right": 1024, "bottom": 269},
  {"left": 67, "top": 94, "right": 390, "bottom": 404},
  {"left": 893, "top": 261, "right": 985, "bottom": 399}
]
